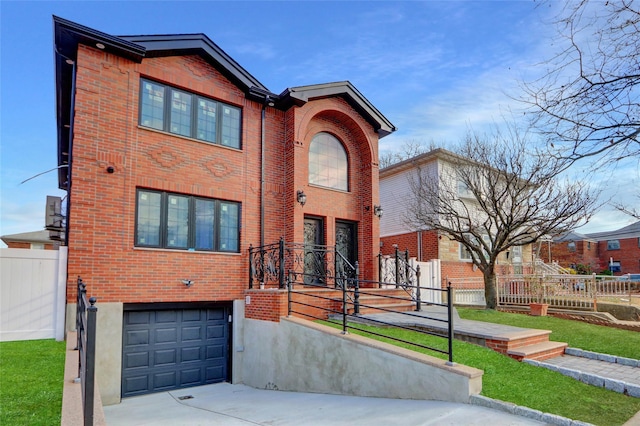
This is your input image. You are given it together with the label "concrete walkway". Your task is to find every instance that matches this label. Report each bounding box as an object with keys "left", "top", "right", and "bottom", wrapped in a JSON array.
[{"left": 103, "top": 383, "right": 546, "bottom": 425}]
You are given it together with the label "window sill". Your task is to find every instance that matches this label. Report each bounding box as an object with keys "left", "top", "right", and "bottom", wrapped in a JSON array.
[
  {"left": 133, "top": 246, "right": 242, "bottom": 255},
  {"left": 137, "top": 125, "right": 242, "bottom": 152}
]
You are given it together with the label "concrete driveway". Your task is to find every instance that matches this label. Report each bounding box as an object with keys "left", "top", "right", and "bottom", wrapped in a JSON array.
[{"left": 103, "top": 383, "right": 545, "bottom": 425}]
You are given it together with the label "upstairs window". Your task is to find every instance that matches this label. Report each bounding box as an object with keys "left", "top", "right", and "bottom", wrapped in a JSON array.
[
  {"left": 309, "top": 132, "right": 348, "bottom": 191},
  {"left": 568, "top": 242, "right": 576, "bottom": 252},
  {"left": 607, "top": 240, "right": 620, "bottom": 250},
  {"left": 139, "top": 79, "right": 241, "bottom": 149},
  {"left": 135, "top": 189, "right": 240, "bottom": 252}
]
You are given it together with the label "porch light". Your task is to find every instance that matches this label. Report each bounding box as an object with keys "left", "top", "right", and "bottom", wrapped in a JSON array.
[
  {"left": 373, "top": 205, "right": 383, "bottom": 218},
  {"left": 297, "top": 190, "right": 307, "bottom": 207}
]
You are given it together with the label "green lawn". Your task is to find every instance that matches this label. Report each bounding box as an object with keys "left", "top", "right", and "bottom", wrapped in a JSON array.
[
  {"left": 0, "top": 339, "right": 66, "bottom": 425},
  {"left": 322, "top": 314, "right": 640, "bottom": 426},
  {"left": 457, "top": 307, "right": 640, "bottom": 359}
]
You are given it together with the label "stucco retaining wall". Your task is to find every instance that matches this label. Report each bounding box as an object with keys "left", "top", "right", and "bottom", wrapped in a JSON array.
[{"left": 242, "top": 316, "right": 482, "bottom": 403}]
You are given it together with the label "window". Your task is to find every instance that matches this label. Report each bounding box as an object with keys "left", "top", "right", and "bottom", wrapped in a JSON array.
[
  {"left": 459, "top": 234, "right": 490, "bottom": 261},
  {"left": 135, "top": 189, "right": 240, "bottom": 252},
  {"left": 587, "top": 241, "right": 591, "bottom": 250},
  {"left": 568, "top": 241, "right": 576, "bottom": 252},
  {"left": 457, "top": 180, "right": 474, "bottom": 198},
  {"left": 139, "top": 79, "right": 241, "bottom": 149},
  {"left": 607, "top": 240, "right": 620, "bottom": 250},
  {"left": 309, "top": 132, "right": 348, "bottom": 191}
]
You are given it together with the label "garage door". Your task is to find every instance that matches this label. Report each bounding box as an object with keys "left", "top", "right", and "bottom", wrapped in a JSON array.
[{"left": 122, "top": 307, "right": 229, "bottom": 397}]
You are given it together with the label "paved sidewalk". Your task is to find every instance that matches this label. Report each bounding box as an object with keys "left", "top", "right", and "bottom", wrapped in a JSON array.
[{"left": 542, "top": 355, "right": 640, "bottom": 387}]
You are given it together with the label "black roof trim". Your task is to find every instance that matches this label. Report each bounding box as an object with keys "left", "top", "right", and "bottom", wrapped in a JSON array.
[
  {"left": 279, "top": 81, "right": 396, "bottom": 138},
  {"left": 120, "top": 34, "right": 268, "bottom": 93}
]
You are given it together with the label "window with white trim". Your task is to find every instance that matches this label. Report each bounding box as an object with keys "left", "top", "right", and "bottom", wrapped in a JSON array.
[
  {"left": 607, "top": 240, "right": 620, "bottom": 250},
  {"left": 139, "top": 79, "right": 241, "bottom": 149},
  {"left": 135, "top": 189, "right": 240, "bottom": 252}
]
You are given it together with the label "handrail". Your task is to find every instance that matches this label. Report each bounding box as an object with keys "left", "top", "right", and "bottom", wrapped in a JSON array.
[
  {"left": 75, "top": 277, "right": 97, "bottom": 426},
  {"left": 286, "top": 271, "right": 454, "bottom": 364}
]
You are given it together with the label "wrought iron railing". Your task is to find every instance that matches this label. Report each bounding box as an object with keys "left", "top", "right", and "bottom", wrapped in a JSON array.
[
  {"left": 286, "top": 270, "right": 454, "bottom": 363},
  {"left": 378, "top": 248, "right": 422, "bottom": 307},
  {"left": 249, "top": 238, "right": 357, "bottom": 289},
  {"left": 75, "top": 277, "right": 97, "bottom": 426}
]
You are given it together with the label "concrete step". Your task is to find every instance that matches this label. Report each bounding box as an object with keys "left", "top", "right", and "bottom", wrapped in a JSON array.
[
  {"left": 507, "top": 341, "right": 568, "bottom": 361},
  {"left": 348, "top": 302, "right": 416, "bottom": 315}
]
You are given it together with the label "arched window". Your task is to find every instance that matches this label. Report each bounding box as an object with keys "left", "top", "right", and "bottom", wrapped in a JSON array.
[{"left": 308, "top": 132, "right": 348, "bottom": 191}]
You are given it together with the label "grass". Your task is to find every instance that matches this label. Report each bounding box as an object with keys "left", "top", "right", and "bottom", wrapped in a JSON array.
[
  {"left": 0, "top": 339, "right": 66, "bottom": 426},
  {"left": 321, "top": 316, "right": 640, "bottom": 426},
  {"left": 457, "top": 307, "right": 640, "bottom": 359}
]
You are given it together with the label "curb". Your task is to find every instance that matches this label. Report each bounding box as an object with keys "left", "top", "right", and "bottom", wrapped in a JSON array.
[
  {"left": 564, "top": 347, "right": 640, "bottom": 368},
  {"left": 469, "top": 395, "right": 593, "bottom": 426},
  {"left": 524, "top": 358, "right": 640, "bottom": 398}
]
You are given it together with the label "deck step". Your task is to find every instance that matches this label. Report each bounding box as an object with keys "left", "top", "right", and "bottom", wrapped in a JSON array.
[{"left": 507, "top": 341, "right": 568, "bottom": 361}]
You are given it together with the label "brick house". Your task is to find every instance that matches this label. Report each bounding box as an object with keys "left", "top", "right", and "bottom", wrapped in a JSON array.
[
  {"left": 552, "top": 221, "right": 640, "bottom": 274},
  {"left": 54, "top": 16, "right": 394, "bottom": 403},
  {"left": 1, "top": 230, "right": 59, "bottom": 250},
  {"left": 379, "top": 149, "right": 533, "bottom": 282}
]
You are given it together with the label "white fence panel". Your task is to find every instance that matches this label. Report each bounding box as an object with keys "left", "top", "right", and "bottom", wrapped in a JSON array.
[
  {"left": 411, "top": 258, "right": 442, "bottom": 304},
  {"left": 0, "top": 248, "right": 67, "bottom": 342}
]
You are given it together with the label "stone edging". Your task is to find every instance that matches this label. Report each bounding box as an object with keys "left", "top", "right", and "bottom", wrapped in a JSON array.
[
  {"left": 564, "top": 347, "right": 639, "bottom": 367},
  {"left": 469, "top": 395, "right": 593, "bottom": 426},
  {"left": 524, "top": 357, "right": 640, "bottom": 398}
]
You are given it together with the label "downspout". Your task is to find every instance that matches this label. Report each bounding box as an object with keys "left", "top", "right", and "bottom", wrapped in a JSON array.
[
  {"left": 260, "top": 96, "right": 271, "bottom": 247},
  {"left": 417, "top": 230, "right": 423, "bottom": 262}
]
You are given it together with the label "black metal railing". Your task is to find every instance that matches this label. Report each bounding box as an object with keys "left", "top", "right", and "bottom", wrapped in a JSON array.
[
  {"left": 286, "top": 270, "right": 454, "bottom": 364},
  {"left": 75, "top": 277, "right": 97, "bottom": 426},
  {"left": 249, "top": 238, "right": 357, "bottom": 289},
  {"left": 378, "top": 247, "right": 422, "bottom": 307}
]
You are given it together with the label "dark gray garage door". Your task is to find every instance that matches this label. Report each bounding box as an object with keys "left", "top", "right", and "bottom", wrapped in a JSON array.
[{"left": 122, "top": 307, "right": 229, "bottom": 397}]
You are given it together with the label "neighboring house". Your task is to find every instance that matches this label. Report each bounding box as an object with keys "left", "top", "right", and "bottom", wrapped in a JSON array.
[
  {"left": 379, "top": 149, "right": 532, "bottom": 281},
  {"left": 552, "top": 221, "right": 640, "bottom": 274},
  {"left": 0, "top": 230, "right": 59, "bottom": 250},
  {"left": 53, "top": 17, "right": 394, "bottom": 403}
]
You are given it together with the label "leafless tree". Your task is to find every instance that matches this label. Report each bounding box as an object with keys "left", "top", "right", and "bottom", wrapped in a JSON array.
[
  {"left": 613, "top": 195, "right": 640, "bottom": 220},
  {"left": 405, "top": 127, "right": 600, "bottom": 309},
  {"left": 522, "top": 0, "right": 640, "bottom": 163},
  {"left": 379, "top": 140, "right": 437, "bottom": 169}
]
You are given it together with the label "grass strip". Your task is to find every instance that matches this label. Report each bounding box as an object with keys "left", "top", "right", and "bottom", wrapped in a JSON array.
[
  {"left": 0, "top": 339, "right": 66, "bottom": 426},
  {"left": 320, "top": 320, "right": 640, "bottom": 426},
  {"left": 457, "top": 307, "right": 640, "bottom": 359}
]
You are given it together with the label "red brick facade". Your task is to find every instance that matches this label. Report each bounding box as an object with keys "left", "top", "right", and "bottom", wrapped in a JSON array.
[
  {"left": 551, "top": 224, "right": 640, "bottom": 275},
  {"left": 57, "top": 21, "right": 392, "bottom": 309}
]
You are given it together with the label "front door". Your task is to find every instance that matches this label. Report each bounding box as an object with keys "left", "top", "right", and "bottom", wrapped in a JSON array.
[
  {"left": 304, "top": 217, "right": 325, "bottom": 285},
  {"left": 335, "top": 221, "right": 357, "bottom": 285}
]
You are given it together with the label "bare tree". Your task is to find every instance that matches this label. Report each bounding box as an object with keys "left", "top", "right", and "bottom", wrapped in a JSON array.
[
  {"left": 613, "top": 195, "right": 640, "bottom": 220},
  {"left": 522, "top": 0, "right": 640, "bottom": 163},
  {"left": 379, "top": 140, "right": 437, "bottom": 169},
  {"left": 405, "top": 128, "right": 600, "bottom": 309}
]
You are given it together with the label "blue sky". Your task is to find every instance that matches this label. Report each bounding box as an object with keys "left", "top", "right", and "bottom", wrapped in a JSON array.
[{"left": 1, "top": 1, "right": 638, "bottom": 245}]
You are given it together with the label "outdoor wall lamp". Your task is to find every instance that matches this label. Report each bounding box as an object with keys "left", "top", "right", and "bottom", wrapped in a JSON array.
[
  {"left": 373, "top": 205, "right": 384, "bottom": 218},
  {"left": 182, "top": 279, "right": 193, "bottom": 288},
  {"left": 297, "top": 190, "right": 307, "bottom": 207}
]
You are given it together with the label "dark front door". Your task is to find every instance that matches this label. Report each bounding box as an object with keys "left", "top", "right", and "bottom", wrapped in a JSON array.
[
  {"left": 304, "top": 217, "right": 325, "bottom": 285},
  {"left": 336, "top": 221, "right": 357, "bottom": 285}
]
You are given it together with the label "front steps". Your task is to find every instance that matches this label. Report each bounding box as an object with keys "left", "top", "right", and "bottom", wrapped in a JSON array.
[
  {"left": 345, "top": 288, "right": 416, "bottom": 315},
  {"left": 482, "top": 329, "right": 567, "bottom": 361}
]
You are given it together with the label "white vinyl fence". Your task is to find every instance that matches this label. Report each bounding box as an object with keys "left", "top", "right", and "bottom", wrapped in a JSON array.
[{"left": 0, "top": 248, "right": 67, "bottom": 341}]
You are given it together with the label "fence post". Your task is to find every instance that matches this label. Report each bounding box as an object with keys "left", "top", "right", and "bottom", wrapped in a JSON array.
[
  {"left": 342, "top": 278, "right": 348, "bottom": 334},
  {"left": 84, "top": 297, "right": 97, "bottom": 426},
  {"left": 248, "top": 244, "right": 254, "bottom": 289},
  {"left": 415, "top": 265, "right": 421, "bottom": 311},
  {"left": 395, "top": 246, "right": 400, "bottom": 288},
  {"left": 287, "top": 271, "right": 292, "bottom": 317},
  {"left": 377, "top": 253, "right": 382, "bottom": 288},
  {"left": 353, "top": 262, "right": 360, "bottom": 315},
  {"left": 446, "top": 283, "right": 454, "bottom": 365},
  {"left": 278, "top": 237, "right": 285, "bottom": 289}
]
